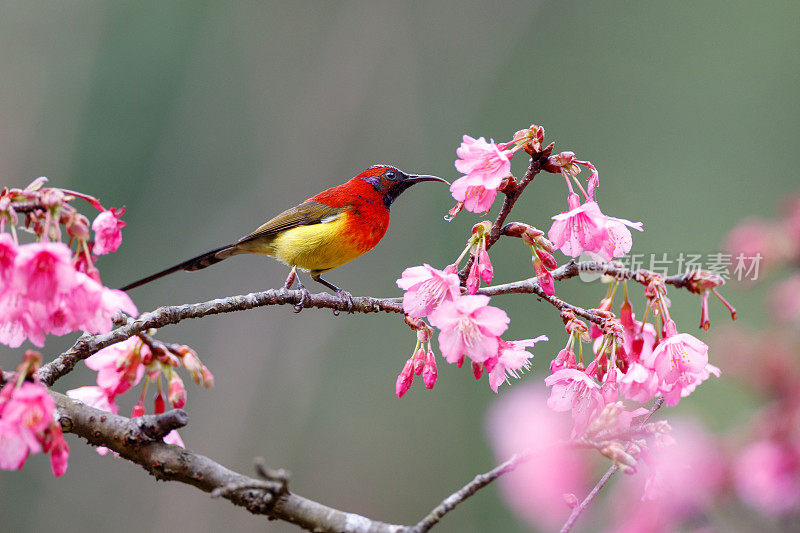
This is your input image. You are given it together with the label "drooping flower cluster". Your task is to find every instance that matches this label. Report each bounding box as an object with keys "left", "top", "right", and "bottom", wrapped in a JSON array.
[
  {"left": 545, "top": 152, "right": 643, "bottom": 261},
  {"left": 395, "top": 266, "right": 547, "bottom": 394},
  {"left": 0, "top": 237, "right": 137, "bottom": 347},
  {"left": 0, "top": 351, "right": 68, "bottom": 476},
  {"left": 68, "top": 336, "right": 213, "bottom": 452},
  {"left": 0, "top": 178, "right": 136, "bottom": 347},
  {"left": 545, "top": 278, "right": 720, "bottom": 442},
  {"left": 395, "top": 324, "right": 438, "bottom": 398}
]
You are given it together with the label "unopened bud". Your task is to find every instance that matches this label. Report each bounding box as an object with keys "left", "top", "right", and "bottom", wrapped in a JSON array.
[
  {"left": 153, "top": 391, "right": 166, "bottom": 414},
  {"left": 563, "top": 493, "right": 579, "bottom": 509},
  {"left": 395, "top": 359, "right": 415, "bottom": 398},
  {"left": 423, "top": 350, "right": 438, "bottom": 389},
  {"left": 66, "top": 213, "right": 91, "bottom": 241},
  {"left": 472, "top": 361, "right": 484, "bottom": 380},
  {"left": 412, "top": 348, "right": 425, "bottom": 376},
  {"left": 131, "top": 400, "right": 145, "bottom": 418},
  {"left": 168, "top": 374, "right": 187, "bottom": 409},
  {"left": 200, "top": 365, "right": 215, "bottom": 388},
  {"left": 535, "top": 248, "right": 557, "bottom": 269}
]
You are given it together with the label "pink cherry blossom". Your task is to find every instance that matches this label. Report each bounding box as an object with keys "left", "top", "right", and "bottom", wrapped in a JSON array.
[
  {"left": 0, "top": 420, "right": 29, "bottom": 470},
  {"left": 486, "top": 385, "right": 591, "bottom": 531},
  {"left": 85, "top": 337, "right": 146, "bottom": 397},
  {"left": 0, "top": 381, "right": 68, "bottom": 475},
  {"left": 0, "top": 242, "right": 138, "bottom": 348},
  {"left": 487, "top": 336, "right": 548, "bottom": 392},
  {"left": 608, "top": 419, "right": 724, "bottom": 532},
  {"left": 14, "top": 241, "right": 74, "bottom": 302},
  {"left": 451, "top": 135, "right": 512, "bottom": 213},
  {"left": 396, "top": 264, "right": 460, "bottom": 318},
  {"left": 163, "top": 430, "right": 185, "bottom": 448},
  {"left": 548, "top": 194, "right": 607, "bottom": 257},
  {"left": 598, "top": 215, "right": 643, "bottom": 261},
  {"left": 619, "top": 362, "right": 660, "bottom": 403},
  {"left": 0, "top": 233, "right": 18, "bottom": 286},
  {"left": 66, "top": 386, "right": 118, "bottom": 414},
  {"left": 429, "top": 295, "right": 509, "bottom": 365},
  {"left": 548, "top": 194, "right": 642, "bottom": 260},
  {"left": 734, "top": 439, "right": 800, "bottom": 515},
  {"left": 651, "top": 321, "right": 713, "bottom": 406},
  {"left": 2, "top": 382, "right": 55, "bottom": 438},
  {"left": 450, "top": 181, "right": 498, "bottom": 213},
  {"left": 454, "top": 135, "right": 512, "bottom": 188},
  {"left": 544, "top": 368, "right": 605, "bottom": 437},
  {"left": 91, "top": 207, "right": 126, "bottom": 255}
]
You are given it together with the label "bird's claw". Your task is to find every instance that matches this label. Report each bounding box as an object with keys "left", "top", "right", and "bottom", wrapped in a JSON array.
[
  {"left": 293, "top": 287, "right": 311, "bottom": 313},
  {"left": 336, "top": 289, "right": 354, "bottom": 313}
]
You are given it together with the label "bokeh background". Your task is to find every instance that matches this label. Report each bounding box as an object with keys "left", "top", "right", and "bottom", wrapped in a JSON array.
[{"left": 1, "top": 1, "right": 798, "bottom": 531}]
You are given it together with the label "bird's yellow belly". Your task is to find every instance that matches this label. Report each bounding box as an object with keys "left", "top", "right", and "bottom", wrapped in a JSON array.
[{"left": 267, "top": 218, "right": 366, "bottom": 274}]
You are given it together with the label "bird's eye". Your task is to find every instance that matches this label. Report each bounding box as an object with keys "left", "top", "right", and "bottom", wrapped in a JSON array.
[{"left": 385, "top": 171, "right": 396, "bottom": 180}]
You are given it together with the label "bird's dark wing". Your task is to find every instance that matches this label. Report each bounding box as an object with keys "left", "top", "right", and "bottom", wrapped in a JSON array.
[{"left": 237, "top": 201, "right": 348, "bottom": 244}]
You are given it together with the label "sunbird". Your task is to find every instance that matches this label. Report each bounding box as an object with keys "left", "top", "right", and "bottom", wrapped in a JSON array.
[{"left": 121, "top": 165, "right": 448, "bottom": 308}]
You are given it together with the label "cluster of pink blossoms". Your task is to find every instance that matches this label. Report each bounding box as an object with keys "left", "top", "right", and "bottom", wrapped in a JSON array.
[
  {"left": 0, "top": 178, "right": 143, "bottom": 476},
  {"left": 0, "top": 352, "right": 68, "bottom": 476},
  {"left": 547, "top": 278, "right": 720, "bottom": 438},
  {"left": 396, "top": 260, "right": 547, "bottom": 396},
  {"left": 68, "top": 336, "right": 214, "bottom": 452},
  {"left": 545, "top": 152, "right": 643, "bottom": 261},
  {"left": 0, "top": 178, "right": 136, "bottom": 348}
]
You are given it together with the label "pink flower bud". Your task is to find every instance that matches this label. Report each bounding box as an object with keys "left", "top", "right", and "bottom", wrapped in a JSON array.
[
  {"left": 472, "top": 361, "right": 484, "bottom": 380},
  {"left": 48, "top": 428, "right": 69, "bottom": 477},
  {"left": 200, "top": 365, "right": 215, "bottom": 389},
  {"left": 131, "top": 400, "right": 145, "bottom": 418},
  {"left": 395, "top": 359, "right": 415, "bottom": 398},
  {"left": 153, "top": 391, "right": 165, "bottom": 414},
  {"left": 423, "top": 351, "right": 438, "bottom": 389},
  {"left": 563, "top": 493, "right": 579, "bottom": 509},
  {"left": 168, "top": 374, "right": 187, "bottom": 409},
  {"left": 467, "top": 260, "right": 480, "bottom": 295},
  {"left": 478, "top": 249, "right": 493, "bottom": 283},
  {"left": 535, "top": 248, "right": 557, "bottom": 270},
  {"left": 412, "top": 349, "right": 425, "bottom": 376},
  {"left": 91, "top": 207, "right": 126, "bottom": 255},
  {"left": 550, "top": 349, "right": 577, "bottom": 373}
]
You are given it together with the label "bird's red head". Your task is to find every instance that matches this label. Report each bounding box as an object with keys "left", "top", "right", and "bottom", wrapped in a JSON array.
[{"left": 357, "top": 165, "right": 449, "bottom": 209}]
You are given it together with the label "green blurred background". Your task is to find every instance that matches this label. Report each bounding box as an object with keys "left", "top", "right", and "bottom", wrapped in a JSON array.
[{"left": 1, "top": 1, "right": 798, "bottom": 531}]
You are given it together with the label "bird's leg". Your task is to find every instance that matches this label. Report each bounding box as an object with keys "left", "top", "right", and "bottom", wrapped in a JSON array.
[
  {"left": 285, "top": 266, "right": 311, "bottom": 313},
  {"left": 283, "top": 265, "right": 298, "bottom": 289},
  {"left": 311, "top": 274, "right": 354, "bottom": 313}
]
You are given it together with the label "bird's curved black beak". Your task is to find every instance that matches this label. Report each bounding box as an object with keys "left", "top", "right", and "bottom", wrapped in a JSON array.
[{"left": 407, "top": 174, "right": 450, "bottom": 186}]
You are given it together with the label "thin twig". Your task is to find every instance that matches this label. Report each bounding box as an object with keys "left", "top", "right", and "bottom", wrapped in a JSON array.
[{"left": 559, "top": 397, "right": 665, "bottom": 533}]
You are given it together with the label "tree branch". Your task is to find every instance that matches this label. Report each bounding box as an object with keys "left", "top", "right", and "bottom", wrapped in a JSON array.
[
  {"left": 37, "top": 262, "right": 703, "bottom": 387},
  {"left": 54, "top": 392, "right": 407, "bottom": 533}
]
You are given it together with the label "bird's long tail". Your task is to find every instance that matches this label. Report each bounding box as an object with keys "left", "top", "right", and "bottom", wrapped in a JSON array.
[{"left": 120, "top": 244, "right": 240, "bottom": 291}]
